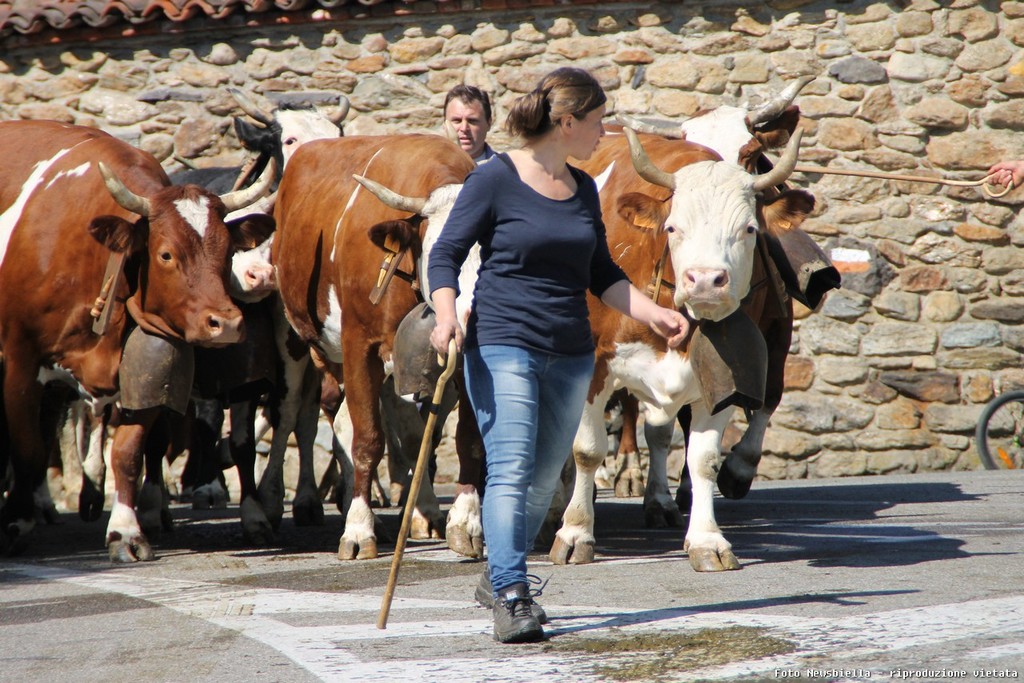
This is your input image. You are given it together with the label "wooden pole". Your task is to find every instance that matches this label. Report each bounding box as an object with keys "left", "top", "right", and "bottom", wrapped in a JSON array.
[{"left": 377, "top": 339, "right": 459, "bottom": 629}]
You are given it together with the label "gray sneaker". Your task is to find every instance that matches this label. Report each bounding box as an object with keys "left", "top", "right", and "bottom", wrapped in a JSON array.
[
  {"left": 492, "top": 583, "right": 544, "bottom": 644},
  {"left": 475, "top": 567, "right": 548, "bottom": 624}
]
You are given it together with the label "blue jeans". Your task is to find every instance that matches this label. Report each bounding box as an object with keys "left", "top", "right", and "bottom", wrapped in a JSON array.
[{"left": 463, "top": 344, "right": 594, "bottom": 596}]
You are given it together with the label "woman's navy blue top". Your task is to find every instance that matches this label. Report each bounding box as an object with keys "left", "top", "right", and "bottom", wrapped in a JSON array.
[{"left": 428, "top": 153, "right": 628, "bottom": 356}]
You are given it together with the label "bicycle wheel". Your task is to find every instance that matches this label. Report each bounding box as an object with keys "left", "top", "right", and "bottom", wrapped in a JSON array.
[{"left": 975, "top": 390, "right": 1024, "bottom": 470}]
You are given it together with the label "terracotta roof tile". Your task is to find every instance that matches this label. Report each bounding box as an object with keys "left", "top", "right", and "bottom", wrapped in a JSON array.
[{"left": 0, "top": 0, "right": 631, "bottom": 39}]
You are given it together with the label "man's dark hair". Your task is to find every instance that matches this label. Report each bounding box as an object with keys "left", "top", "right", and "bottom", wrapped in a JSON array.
[{"left": 444, "top": 85, "right": 493, "bottom": 125}]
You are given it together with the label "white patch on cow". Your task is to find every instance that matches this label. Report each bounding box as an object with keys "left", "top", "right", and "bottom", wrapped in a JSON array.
[
  {"left": 417, "top": 183, "right": 478, "bottom": 322},
  {"left": 276, "top": 109, "right": 341, "bottom": 166},
  {"left": 340, "top": 496, "right": 375, "bottom": 548},
  {"left": 608, "top": 342, "right": 700, "bottom": 425},
  {"left": 45, "top": 161, "right": 91, "bottom": 190},
  {"left": 174, "top": 196, "right": 211, "bottom": 238},
  {"left": 666, "top": 161, "right": 758, "bottom": 322},
  {"left": 106, "top": 499, "right": 142, "bottom": 542},
  {"left": 318, "top": 284, "right": 343, "bottom": 363},
  {"left": 679, "top": 106, "right": 750, "bottom": 166},
  {"left": 330, "top": 149, "right": 386, "bottom": 262},
  {"left": 230, "top": 235, "right": 276, "bottom": 302},
  {"left": 445, "top": 490, "right": 482, "bottom": 542},
  {"left": 0, "top": 148, "right": 77, "bottom": 271},
  {"left": 36, "top": 364, "right": 118, "bottom": 417},
  {"left": 593, "top": 160, "right": 615, "bottom": 195}
]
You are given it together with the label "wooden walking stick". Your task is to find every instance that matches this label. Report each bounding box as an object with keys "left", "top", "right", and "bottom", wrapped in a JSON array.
[{"left": 377, "top": 338, "right": 459, "bottom": 629}]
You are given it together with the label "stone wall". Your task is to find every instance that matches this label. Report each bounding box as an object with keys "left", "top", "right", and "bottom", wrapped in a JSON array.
[{"left": 3, "top": 0, "right": 1024, "bottom": 480}]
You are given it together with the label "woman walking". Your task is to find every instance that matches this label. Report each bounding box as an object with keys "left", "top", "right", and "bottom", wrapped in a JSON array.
[{"left": 428, "top": 67, "right": 689, "bottom": 644}]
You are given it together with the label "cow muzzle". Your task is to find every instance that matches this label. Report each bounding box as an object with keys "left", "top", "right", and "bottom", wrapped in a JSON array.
[
  {"left": 194, "top": 309, "right": 245, "bottom": 347},
  {"left": 676, "top": 268, "right": 736, "bottom": 321}
]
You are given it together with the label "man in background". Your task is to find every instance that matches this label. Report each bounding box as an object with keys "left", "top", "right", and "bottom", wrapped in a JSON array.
[{"left": 444, "top": 85, "right": 495, "bottom": 164}]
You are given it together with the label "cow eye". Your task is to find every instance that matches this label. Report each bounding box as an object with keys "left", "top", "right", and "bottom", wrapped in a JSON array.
[
  {"left": 284, "top": 136, "right": 298, "bottom": 146},
  {"left": 746, "top": 225, "right": 757, "bottom": 234},
  {"left": 664, "top": 225, "right": 676, "bottom": 234},
  {"left": 159, "top": 251, "right": 173, "bottom": 263}
]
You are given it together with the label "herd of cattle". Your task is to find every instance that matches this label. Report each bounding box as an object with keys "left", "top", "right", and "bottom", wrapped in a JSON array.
[{"left": 0, "top": 77, "right": 841, "bottom": 572}]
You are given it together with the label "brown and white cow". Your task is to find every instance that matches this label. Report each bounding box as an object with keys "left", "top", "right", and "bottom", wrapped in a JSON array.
[
  {"left": 546, "top": 128, "right": 814, "bottom": 572},
  {"left": 0, "top": 120, "right": 272, "bottom": 559},
  {"left": 271, "top": 134, "right": 481, "bottom": 560},
  {"left": 612, "top": 75, "right": 820, "bottom": 512}
]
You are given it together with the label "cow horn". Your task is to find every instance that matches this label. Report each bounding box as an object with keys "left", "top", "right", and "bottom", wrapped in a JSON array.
[
  {"left": 752, "top": 128, "right": 803, "bottom": 192},
  {"left": 98, "top": 162, "right": 151, "bottom": 217},
  {"left": 326, "top": 95, "right": 351, "bottom": 127},
  {"left": 220, "top": 158, "right": 277, "bottom": 213},
  {"left": 354, "top": 174, "right": 427, "bottom": 215},
  {"left": 616, "top": 114, "right": 684, "bottom": 139},
  {"left": 747, "top": 75, "right": 815, "bottom": 126},
  {"left": 227, "top": 86, "right": 274, "bottom": 127},
  {"left": 624, "top": 128, "right": 676, "bottom": 190}
]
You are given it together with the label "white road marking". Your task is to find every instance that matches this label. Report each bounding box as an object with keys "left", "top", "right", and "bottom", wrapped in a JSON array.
[{"left": 4, "top": 562, "right": 1022, "bottom": 681}]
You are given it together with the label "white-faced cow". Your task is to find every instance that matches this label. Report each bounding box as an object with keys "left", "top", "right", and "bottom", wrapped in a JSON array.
[
  {"left": 544, "top": 127, "right": 814, "bottom": 572},
  {"left": 593, "top": 78, "right": 839, "bottom": 528},
  {"left": 0, "top": 120, "right": 273, "bottom": 560},
  {"left": 271, "top": 134, "right": 482, "bottom": 560}
]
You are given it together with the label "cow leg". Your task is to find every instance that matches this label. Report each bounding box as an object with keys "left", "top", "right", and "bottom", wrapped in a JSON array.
[
  {"left": 643, "top": 419, "right": 685, "bottom": 528},
  {"left": 229, "top": 393, "right": 274, "bottom": 545},
  {"left": 684, "top": 404, "right": 740, "bottom": 572},
  {"left": 718, "top": 407, "right": 771, "bottom": 500},
  {"left": 337, "top": 345, "right": 388, "bottom": 561},
  {"left": 291, "top": 362, "right": 325, "bottom": 527},
  {"left": 718, "top": 316, "right": 789, "bottom": 499},
  {"left": 675, "top": 406, "right": 693, "bottom": 510},
  {"left": 79, "top": 406, "right": 109, "bottom": 521},
  {"left": 36, "top": 390, "right": 67, "bottom": 524},
  {"left": 137, "top": 410, "right": 175, "bottom": 537},
  {"left": 446, "top": 391, "right": 484, "bottom": 558},
  {"left": 380, "top": 376, "right": 446, "bottom": 540},
  {"left": 187, "top": 399, "right": 230, "bottom": 510},
  {"left": 258, "top": 349, "right": 312, "bottom": 532},
  {"left": 611, "top": 393, "right": 645, "bottom": 498},
  {"left": 1, "top": 354, "right": 48, "bottom": 553},
  {"left": 550, "top": 394, "right": 609, "bottom": 565},
  {"left": 106, "top": 407, "right": 161, "bottom": 563}
]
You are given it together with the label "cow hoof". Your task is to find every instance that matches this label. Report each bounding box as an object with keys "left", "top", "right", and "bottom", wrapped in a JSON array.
[
  {"left": 337, "top": 536, "right": 378, "bottom": 560},
  {"left": 446, "top": 527, "right": 483, "bottom": 559},
  {"left": 717, "top": 465, "right": 754, "bottom": 500},
  {"left": 614, "top": 468, "right": 645, "bottom": 498},
  {"left": 549, "top": 536, "right": 595, "bottom": 565},
  {"left": 192, "top": 482, "right": 229, "bottom": 510},
  {"left": 686, "top": 546, "right": 741, "bottom": 572},
  {"left": 108, "top": 540, "right": 139, "bottom": 563},
  {"left": 108, "top": 538, "right": 155, "bottom": 563},
  {"left": 410, "top": 512, "right": 444, "bottom": 541},
  {"left": 293, "top": 498, "right": 325, "bottom": 527}
]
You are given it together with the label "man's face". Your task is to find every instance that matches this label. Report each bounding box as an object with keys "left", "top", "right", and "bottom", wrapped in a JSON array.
[{"left": 445, "top": 98, "right": 491, "bottom": 159}]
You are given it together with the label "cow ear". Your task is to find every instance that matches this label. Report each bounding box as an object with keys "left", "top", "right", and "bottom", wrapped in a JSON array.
[
  {"left": 368, "top": 220, "right": 419, "bottom": 253},
  {"left": 88, "top": 215, "right": 146, "bottom": 254},
  {"left": 759, "top": 189, "right": 816, "bottom": 232},
  {"left": 234, "top": 118, "right": 272, "bottom": 152},
  {"left": 226, "top": 213, "right": 276, "bottom": 250},
  {"left": 617, "top": 192, "right": 669, "bottom": 232}
]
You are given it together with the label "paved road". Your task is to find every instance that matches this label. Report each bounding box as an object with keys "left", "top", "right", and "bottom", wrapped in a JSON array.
[{"left": 2, "top": 469, "right": 1023, "bottom": 682}]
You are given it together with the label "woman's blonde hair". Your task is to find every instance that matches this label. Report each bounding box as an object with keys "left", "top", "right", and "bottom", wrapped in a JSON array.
[{"left": 506, "top": 67, "right": 607, "bottom": 140}]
